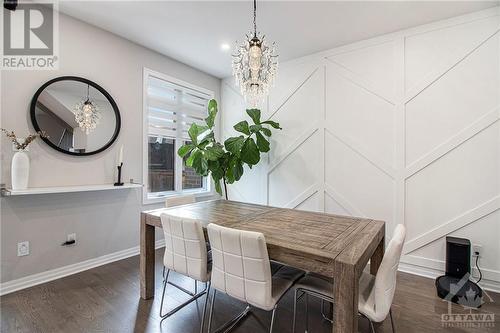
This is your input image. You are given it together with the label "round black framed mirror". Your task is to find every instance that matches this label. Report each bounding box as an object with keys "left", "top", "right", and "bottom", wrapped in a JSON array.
[{"left": 30, "top": 76, "right": 121, "bottom": 156}]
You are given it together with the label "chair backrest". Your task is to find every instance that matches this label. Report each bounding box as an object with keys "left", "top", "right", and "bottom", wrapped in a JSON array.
[
  {"left": 207, "top": 223, "right": 273, "bottom": 309},
  {"left": 373, "top": 224, "right": 406, "bottom": 317},
  {"left": 165, "top": 195, "right": 196, "bottom": 208},
  {"left": 160, "top": 214, "right": 209, "bottom": 282}
]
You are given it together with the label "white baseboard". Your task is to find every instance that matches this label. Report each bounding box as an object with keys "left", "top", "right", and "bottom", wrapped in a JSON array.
[
  {"left": 399, "top": 256, "right": 500, "bottom": 294},
  {"left": 0, "top": 239, "right": 166, "bottom": 296}
]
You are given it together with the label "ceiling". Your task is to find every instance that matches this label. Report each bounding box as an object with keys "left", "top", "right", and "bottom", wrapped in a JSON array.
[{"left": 57, "top": 1, "right": 499, "bottom": 78}]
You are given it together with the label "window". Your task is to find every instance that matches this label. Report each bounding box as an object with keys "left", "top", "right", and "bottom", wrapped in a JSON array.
[{"left": 143, "top": 69, "right": 213, "bottom": 203}]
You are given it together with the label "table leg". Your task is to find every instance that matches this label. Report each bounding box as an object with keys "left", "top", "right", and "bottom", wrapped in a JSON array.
[
  {"left": 333, "top": 261, "right": 358, "bottom": 333},
  {"left": 140, "top": 213, "right": 155, "bottom": 299},
  {"left": 370, "top": 237, "right": 385, "bottom": 276}
]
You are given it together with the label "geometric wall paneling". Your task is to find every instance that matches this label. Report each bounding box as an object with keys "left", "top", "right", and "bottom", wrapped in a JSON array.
[
  {"left": 268, "top": 67, "right": 325, "bottom": 163},
  {"left": 268, "top": 131, "right": 322, "bottom": 208},
  {"left": 405, "top": 32, "right": 500, "bottom": 165},
  {"left": 296, "top": 191, "right": 322, "bottom": 213},
  {"left": 325, "top": 64, "right": 396, "bottom": 169},
  {"left": 268, "top": 60, "right": 322, "bottom": 116},
  {"left": 324, "top": 190, "right": 351, "bottom": 216},
  {"left": 221, "top": 7, "right": 500, "bottom": 291},
  {"left": 404, "top": 122, "right": 500, "bottom": 253},
  {"left": 324, "top": 130, "right": 394, "bottom": 227},
  {"left": 405, "top": 106, "right": 500, "bottom": 180},
  {"left": 326, "top": 40, "right": 396, "bottom": 101},
  {"left": 404, "top": 14, "right": 500, "bottom": 91}
]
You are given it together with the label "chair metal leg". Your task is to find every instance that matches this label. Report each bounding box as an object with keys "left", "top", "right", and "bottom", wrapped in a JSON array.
[
  {"left": 320, "top": 299, "right": 334, "bottom": 323},
  {"left": 369, "top": 319, "right": 376, "bottom": 333},
  {"left": 159, "top": 269, "right": 208, "bottom": 322},
  {"left": 292, "top": 289, "right": 299, "bottom": 333},
  {"left": 305, "top": 293, "right": 309, "bottom": 333},
  {"left": 162, "top": 266, "right": 200, "bottom": 296},
  {"left": 207, "top": 290, "right": 216, "bottom": 333},
  {"left": 389, "top": 308, "right": 396, "bottom": 333},
  {"left": 200, "top": 282, "right": 211, "bottom": 333},
  {"left": 269, "top": 304, "right": 277, "bottom": 333},
  {"left": 159, "top": 269, "right": 170, "bottom": 317}
]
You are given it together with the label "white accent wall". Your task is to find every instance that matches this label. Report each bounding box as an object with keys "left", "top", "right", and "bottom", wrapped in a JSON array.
[{"left": 222, "top": 7, "right": 500, "bottom": 291}]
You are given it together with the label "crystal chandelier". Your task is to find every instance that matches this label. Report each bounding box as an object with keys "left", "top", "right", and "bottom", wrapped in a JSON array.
[
  {"left": 232, "top": 0, "right": 278, "bottom": 107},
  {"left": 74, "top": 84, "right": 100, "bottom": 135}
]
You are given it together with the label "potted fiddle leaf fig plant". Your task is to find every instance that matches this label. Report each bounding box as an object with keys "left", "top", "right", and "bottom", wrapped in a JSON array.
[{"left": 178, "top": 99, "right": 281, "bottom": 199}]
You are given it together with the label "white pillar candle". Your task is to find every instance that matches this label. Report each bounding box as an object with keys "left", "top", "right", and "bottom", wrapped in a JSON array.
[{"left": 118, "top": 145, "right": 123, "bottom": 165}]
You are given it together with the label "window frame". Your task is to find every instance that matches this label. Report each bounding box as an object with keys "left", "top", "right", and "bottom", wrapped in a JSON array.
[{"left": 142, "top": 68, "right": 216, "bottom": 205}]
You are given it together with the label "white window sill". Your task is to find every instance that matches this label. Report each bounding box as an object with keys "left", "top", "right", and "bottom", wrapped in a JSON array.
[{"left": 142, "top": 189, "right": 219, "bottom": 205}]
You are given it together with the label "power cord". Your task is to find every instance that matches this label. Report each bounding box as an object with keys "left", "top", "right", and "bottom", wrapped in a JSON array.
[{"left": 474, "top": 253, "right": 482, "bottom": 283}]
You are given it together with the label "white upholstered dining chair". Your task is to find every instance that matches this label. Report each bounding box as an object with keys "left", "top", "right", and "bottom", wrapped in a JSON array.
[
  {"left": 162, "top": 194, "right": 199, "bottom": 283},
  {"left": 159, "top": 214, "right": 211, "bottom": 331},
  {"left": 292, "top": 224, "right": 406, "bottom": 333},
  {"left": 205, "top": 223, "right": 304, "bottom": 333}
]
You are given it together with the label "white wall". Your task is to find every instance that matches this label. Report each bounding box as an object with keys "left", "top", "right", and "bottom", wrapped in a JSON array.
[
  {"left": 0, "top": 12, "right": 220, "bottom": 287},
  {"left": 222, "top": 7, "right": 500, "bottom": 291}
]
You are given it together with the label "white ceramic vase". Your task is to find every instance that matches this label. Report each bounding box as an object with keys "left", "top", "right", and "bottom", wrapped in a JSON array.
[{"left": 12, "top": 150, "right": 29, "bottom": 190}]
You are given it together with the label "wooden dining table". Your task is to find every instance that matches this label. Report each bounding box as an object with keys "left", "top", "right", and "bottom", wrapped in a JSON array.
[{"left": 140, "top": 199, "right": 385, "bottom": 333}]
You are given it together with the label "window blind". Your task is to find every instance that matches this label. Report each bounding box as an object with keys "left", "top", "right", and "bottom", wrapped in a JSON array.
[{"left": 146, "top": 76, "right": 211, "bottom": 139}]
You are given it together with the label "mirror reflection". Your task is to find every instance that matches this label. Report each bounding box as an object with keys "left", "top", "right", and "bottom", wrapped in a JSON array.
[{"left": 32, "top": 79, "right": 119, "bottom": 155}]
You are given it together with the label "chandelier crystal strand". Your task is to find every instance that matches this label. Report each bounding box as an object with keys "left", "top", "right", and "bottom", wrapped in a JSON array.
[
  {"left": 74, "top": 84, "right": 100, "bottom": 135},
  {"left": 232, "top": 0, "right": 278, "bottom": 107}
]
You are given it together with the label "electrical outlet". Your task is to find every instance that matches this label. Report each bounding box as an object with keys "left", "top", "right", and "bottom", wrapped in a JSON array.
[
  {"left": 472, "top": 244, "right": 482, "bottom": 257},
  {"left": 17, "top": 241, "right": 29, "bottom": 256},
  {"left": 67, "top": 233, "right": 76, "bottom": 242}
]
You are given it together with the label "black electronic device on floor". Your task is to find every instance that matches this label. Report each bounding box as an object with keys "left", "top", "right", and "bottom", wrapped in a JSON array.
[{"left": 435, "top": 236, "right": 483, "bottom": 308}]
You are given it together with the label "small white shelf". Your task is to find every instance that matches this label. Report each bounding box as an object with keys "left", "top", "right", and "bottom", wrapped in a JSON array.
[{"left": 1, "top": 183, "right": 143, "bottom": 196}]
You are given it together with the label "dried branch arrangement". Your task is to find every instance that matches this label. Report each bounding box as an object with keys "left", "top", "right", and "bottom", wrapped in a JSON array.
[{"left": 1, "top": 128, "right": 48, "bottom": 151}]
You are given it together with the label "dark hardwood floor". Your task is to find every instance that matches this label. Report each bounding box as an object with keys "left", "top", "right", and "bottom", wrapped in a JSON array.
[{"left": 1, "top": 249, "right": 499, "bottom": 333}]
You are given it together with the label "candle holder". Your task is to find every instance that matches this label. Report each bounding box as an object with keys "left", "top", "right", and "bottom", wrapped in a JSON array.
[{"left": 114, "top": 163, "right": 124, "bottom": 186}]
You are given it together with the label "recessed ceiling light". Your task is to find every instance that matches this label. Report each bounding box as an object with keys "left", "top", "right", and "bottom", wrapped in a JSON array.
[{"left": 220, "top": 43, "right": 231, "bottom": 51}]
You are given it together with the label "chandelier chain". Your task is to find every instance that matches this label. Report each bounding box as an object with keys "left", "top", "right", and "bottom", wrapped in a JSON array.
[{"left": 253, "top": 0, "right": 257, "bottom": 37}]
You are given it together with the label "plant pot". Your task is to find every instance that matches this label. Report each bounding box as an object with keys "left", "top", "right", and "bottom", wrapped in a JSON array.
[{"left": 12, "top": 150, "right": 29, "bottom": 190}]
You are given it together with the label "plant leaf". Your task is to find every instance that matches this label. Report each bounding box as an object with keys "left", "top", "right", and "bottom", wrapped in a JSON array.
[
  {"left": 192, "top": 151, "right": 208, "bottom": 176},
  {"left": 204, "top": 144, "right": 225, "bottom": 161},
  {"left": 255, "top": 132, "right": 270, "bottom": 153},
  {"left": 261, "top": 120, "right": 281, "bottom": 129},
  {"left": 224, "top": 136, "right": 245, "bottom": 156},
  {"left": 226, "top": 157, "right": 244, "bottom": 184},
  {"left": 188, "top": 123, "right": 200, "bottom": 144},
  {"left": 234, "top": 121, "right": 250, "bottom": 135},
  {"left": 178, "top": 143, "right": 194, "bottom": 158},
  {"left": 208, "top": 160, "right": 224, "bottom": 180},
  {"left": 246, "top": 109, "right": 261, "bottom": 124},
  {"left": 196, "top": 125, "right": 211, "bottom": 143},
  {"left": 261, "top": 127, "right": 272, "bottom": 137},
  {"left": 205, "top": 99, "right": 218, "bottom": 128},
  {"left": 240, "top": 138, "right": 260, "bottom": 165},
  {"left": 186, "top": 148, "right": 200, "bottom": 167},
  {"left": 249, "top": 124, "right": 262, "bottom": 133},
  {"left": 214, "top": 179, "right": 222, "bottom": 195}
]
